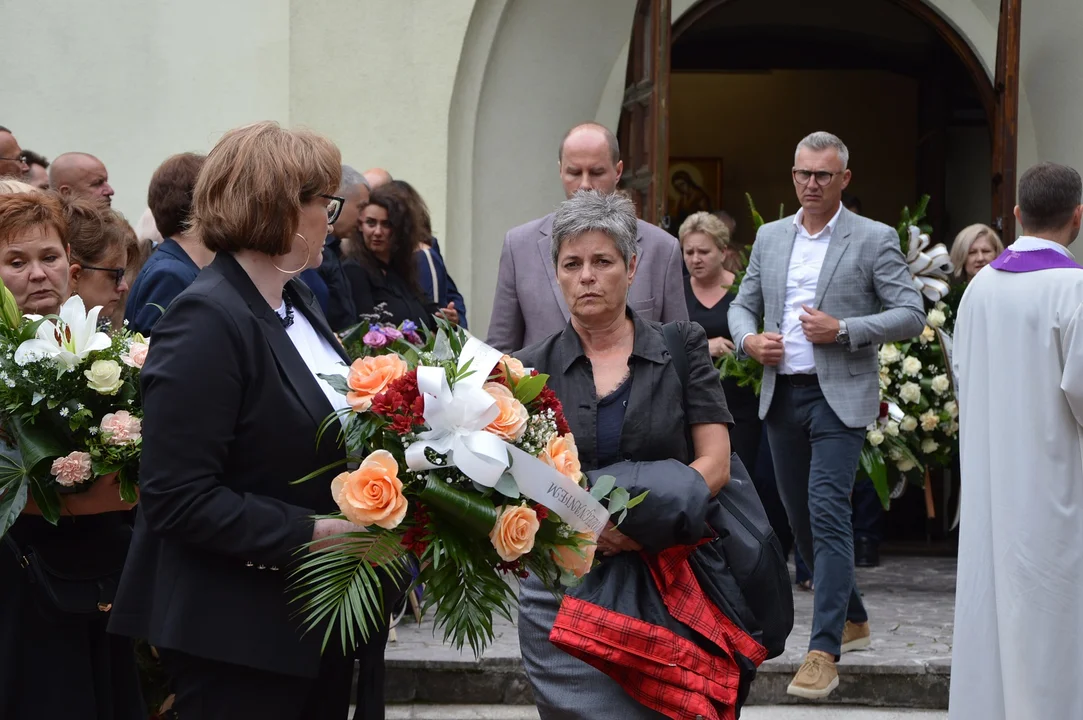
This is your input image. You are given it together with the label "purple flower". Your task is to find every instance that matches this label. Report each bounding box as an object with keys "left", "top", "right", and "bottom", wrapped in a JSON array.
[
  {"left": 363, "top": 329, "right": 389, "bottom": 348},
  {"left": 405, "top": 331, "right": 422, "bottom": 345},
  {"left": 400, "top": 320, "right": 418, "bottom": 334},
  {"left": 381, "top": 325, "right": 404, "bottom": 342}
]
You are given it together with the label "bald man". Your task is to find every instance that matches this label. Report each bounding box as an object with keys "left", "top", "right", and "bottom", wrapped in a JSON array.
[
  {"left": 363, "top": 167, "right": 392, "bottom": 190},
  {"left": 486, "top": 122, "right": 686, "bottom": 352},
  {"left": 0, "top": 127, "right": 29, "bottom": 180},
  {"left": 50, "top": 152, "right": 114, "bottom": 205}
]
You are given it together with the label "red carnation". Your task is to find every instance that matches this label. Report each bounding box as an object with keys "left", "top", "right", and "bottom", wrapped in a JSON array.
[
  {"left": 372, "top": 370, "right": 425, "bottom": 435},
  {"left": 535, "top": 385, "right": 571, "bottom": 436},
  {"left": 534, "top": 504, "right": 550, "bottom": 521}
]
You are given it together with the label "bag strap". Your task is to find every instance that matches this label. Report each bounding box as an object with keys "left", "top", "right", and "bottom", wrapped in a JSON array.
[
  {"left": 661, "top": 322, "right": 695, "bottom": 456},
  {"left": 4, "top": 534, "right": 28, "bottom": 569}
]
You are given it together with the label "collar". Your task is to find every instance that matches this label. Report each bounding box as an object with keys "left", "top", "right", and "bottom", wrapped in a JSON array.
[
  {"left": 158, "top": 237, "right": 200, "bottom": 270},
  {"left": 1011, "top": 235, "right": 1075, "bottom": 259},
  {"left": 556, "top": 307, "right": 668, "bottom": 374},
  {"left": 793, "top": 203, "right": 844, "bottom": 239}
]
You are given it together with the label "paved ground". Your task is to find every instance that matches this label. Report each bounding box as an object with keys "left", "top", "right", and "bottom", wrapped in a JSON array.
[
  {"left": 384, "top": 706, "right": 948, "bottom": 719},
  {"left": 385, "top": 556, "right": 957, "bottom": 708}
]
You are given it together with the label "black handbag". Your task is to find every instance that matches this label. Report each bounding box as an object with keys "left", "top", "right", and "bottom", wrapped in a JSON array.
[{"left": 4, "top": 532, "right": 122, "bottom": 615}]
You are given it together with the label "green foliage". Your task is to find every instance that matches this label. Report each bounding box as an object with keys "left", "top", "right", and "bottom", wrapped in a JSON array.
[{"left": 896, "top": 195, "right": 932, "bottom": 255}]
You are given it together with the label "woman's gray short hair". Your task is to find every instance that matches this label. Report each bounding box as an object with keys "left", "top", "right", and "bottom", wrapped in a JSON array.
[
  {"left": 551, "top": 190, "right": 639, "bottom": 267},
  {"left": 795, "top": 131, "right": 849, "bottom": 169}
]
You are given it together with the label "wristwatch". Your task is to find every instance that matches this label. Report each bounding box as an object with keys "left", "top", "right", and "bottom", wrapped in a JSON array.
[{"left": 835, "top": 320, "right": 850, "bottom": 347}]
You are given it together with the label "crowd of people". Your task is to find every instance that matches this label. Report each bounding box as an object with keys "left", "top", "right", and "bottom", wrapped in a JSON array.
[{"left": 1, "top": 115, "right": 1080, "bottom": 720}]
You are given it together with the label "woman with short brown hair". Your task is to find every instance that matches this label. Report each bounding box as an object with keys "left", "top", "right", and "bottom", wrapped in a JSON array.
[
  {"left": 63, "top": 197, "right": 133, "bottom": 322},
  {"left": 110, "top": 122, "right": 383, "bottom": 719}
]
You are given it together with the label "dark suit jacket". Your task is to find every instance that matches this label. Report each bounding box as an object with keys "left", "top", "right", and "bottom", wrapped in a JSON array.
[
  {"left": 124, "top": 238, "right": 200, "bottom": 336},
  {"left": 316, "top": 234, "right": 359, "bottom": 332},
  {"left": 109, "top": 253, "right": 351, "bottom": 679},
  {"left": 487, "top": 213, "right": 688, "bottom": 353}
]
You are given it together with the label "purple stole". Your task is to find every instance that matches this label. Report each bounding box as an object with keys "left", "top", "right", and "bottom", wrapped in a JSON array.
[{"left": 990, "top": 247, "right": 1083, "bottom": 273}]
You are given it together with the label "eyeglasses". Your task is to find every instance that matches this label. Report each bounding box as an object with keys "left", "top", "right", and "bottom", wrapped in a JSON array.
[
  {"left": 0, "top": 156, "right": 27, "bottom": 165},
  {"left": 792, "top": 169, "right": 843, "bottom": 186},
  {"left": 320, "top": 194, "right": 345, "bottom": 225},
  {"left": 81, "top": 265, "right": 126, "bottom": 286}
]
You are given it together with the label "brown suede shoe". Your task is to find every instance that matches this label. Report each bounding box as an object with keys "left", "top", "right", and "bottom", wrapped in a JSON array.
[
  {"left": 786, "top": 650, "right": 839, "bottom": 700},
  {"left": 841, "top": 620, "right": 871, "bottom": 653}
]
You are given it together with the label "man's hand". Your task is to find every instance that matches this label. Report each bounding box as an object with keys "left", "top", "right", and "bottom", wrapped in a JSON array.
[
  {"left": 708, "top": 336, "right": 736, "bottom": 358},
  {"left": 436, "top": 303, "right": 460, "bottom": 326},
  {"left": 744, "top": 332, "right": 784, "bottom": 366},
  {"left": 596, "top": 522, "right": 642, "bottom": 556},
  {"left": 800, "top": 305, "right": 841, "bottom": 344}
]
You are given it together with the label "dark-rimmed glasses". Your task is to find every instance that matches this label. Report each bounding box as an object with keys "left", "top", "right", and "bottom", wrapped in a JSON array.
[
  {"left": 81, "top": 265, "right": 126, "bottom": 286},
  {"left": 792, "top": 169, "right": 843, "bottom": 186},
  {"left": 321, "top": 194, "right": 345, "bottom": 225}
]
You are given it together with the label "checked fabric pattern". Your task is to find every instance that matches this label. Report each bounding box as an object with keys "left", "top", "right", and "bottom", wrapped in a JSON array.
[{"left": 549, "top": 544, "right": 768, "bottom": 720}]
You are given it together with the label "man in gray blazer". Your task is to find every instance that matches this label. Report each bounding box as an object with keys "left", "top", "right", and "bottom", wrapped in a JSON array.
[
  {"left": 729, "top": 132, "right": 924, "bottom": 700},
  {"left": 486, "top": 123, "right": 686, "bottom": 352}
]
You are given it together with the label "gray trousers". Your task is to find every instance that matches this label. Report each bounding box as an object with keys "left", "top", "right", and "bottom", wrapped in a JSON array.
[{"left": 765, "top": 380, "right": 868, "bottom": 657}]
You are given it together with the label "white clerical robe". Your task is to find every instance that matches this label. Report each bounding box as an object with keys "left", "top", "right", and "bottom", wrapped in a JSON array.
[{"left": 950, "top": 237, "right": 1083, "bottom": 720}]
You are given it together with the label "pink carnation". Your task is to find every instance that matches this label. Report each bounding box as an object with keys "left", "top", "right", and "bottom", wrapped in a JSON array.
[
  {"left": 381, "top": 326, "right": 404, "bottom": 342},
  {"left": 363, "top": 329, "right": 389, "bottom": 348},
  {"left": 100, "top": 411, "right": 142, "bottom": 445},
  {"left": 50, "top": 451, "right": 93, "bottom": 487}
]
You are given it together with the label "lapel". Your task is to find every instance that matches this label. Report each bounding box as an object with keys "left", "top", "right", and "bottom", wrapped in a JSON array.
[
  {"left": 537, "top": 214, "right": 571, "bottom": 322},
  {"left": 774, "top": 222, "right": 798, "bottom": 317},
  {"left": 214, "top": 254, "right": 337, "bottom": 429},
  {"left": 813, "top": 208, "right": 853, "bottom": 308}
]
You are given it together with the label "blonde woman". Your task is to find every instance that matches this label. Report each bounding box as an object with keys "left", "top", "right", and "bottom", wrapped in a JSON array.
[{"left": 950, "top": 224, "right": 1004, "bottom": 282}]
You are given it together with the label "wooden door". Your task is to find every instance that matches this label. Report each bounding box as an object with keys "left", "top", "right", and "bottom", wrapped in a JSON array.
[
  {"left": 991, "top": 0, "right": 1021, "bottom": 240},
  {"left": 617, "top": 0, "right": 672, "bottom": 227}
]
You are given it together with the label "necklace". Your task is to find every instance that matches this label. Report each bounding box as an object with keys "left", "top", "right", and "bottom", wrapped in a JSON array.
[{"left": 277, "top": 294, "right": 295, "bottom": 329}]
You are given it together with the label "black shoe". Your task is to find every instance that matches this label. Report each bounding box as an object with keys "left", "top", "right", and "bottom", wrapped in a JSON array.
[{"left": 854, "top": 537, "right": 880, "bottom": 568}]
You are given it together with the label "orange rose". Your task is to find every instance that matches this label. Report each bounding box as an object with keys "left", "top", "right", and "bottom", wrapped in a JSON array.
[
  {"left": 483, "top": 382, "right": 528, "bottom": 442},
  {"left": 346, "top": 354, "right": 408, "bottom": 412},
  {"left": 489, "top": 505, "right": 540, "bottom": 562},
  {"left": 499, "top": 355, "right": 528, "bottom": 382},
  {"left": 330, "top": 450, "right": 408, "bottom": 529},
  {"left": 551, "top": 532, "right": 597, "bottom": 579},
  {"left": 539, "top": 433, "right": 583, "bottom": 485}
]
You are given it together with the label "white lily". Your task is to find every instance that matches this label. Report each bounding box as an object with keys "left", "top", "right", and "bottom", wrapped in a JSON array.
[{"left": 14, "top": 296, "right": 112, "bottom": 370}]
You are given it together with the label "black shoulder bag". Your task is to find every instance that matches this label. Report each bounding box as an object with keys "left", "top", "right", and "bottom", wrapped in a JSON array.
[{"left": 4, "top": 530, "right": 123, "bottom": 615}]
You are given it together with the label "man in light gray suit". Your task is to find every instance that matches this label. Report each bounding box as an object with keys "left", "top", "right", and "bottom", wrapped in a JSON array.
[
  {"left": 729, "top": 132, "right": 924, "bottom": 700},
  {"left": 487, "top": 123, "right": 686, "bottom": 352}
]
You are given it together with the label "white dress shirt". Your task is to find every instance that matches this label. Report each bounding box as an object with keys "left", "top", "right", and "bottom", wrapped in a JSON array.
[
  {"left": 1009, "top": 235, "right": 1075, "bottom": 258},
  {"left": 276, "top": 300, "right": 352, "bottom": 419},
  {"left": 777, "top": 205, "right": 843, "bottom": 375}
]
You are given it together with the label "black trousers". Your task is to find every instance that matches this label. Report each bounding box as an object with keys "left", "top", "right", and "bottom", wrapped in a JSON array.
[{"left": 159, "top": 646, "right": 362, "bottom": 720}]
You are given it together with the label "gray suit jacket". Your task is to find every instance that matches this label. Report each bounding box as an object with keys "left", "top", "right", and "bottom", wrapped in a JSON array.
[
  {"left": 728, "top": 207, "right": 925, "bottom": 429},
  {"left": 486, "top": 212, "right": 687, "bottom": 353}
]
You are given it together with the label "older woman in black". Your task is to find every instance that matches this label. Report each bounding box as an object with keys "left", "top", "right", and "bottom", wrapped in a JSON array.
[
  {"left": 515, "top": 190, "right": 732, "bottom": 718},
  {"left": 109, "top": 122, "right": 384, "bottom": 720},
  {"left": 343, "top": 184, "right": 439, "bottom": 330}
]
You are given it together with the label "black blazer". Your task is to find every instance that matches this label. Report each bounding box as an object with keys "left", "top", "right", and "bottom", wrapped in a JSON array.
[
  {"left": 109, "top": 253, "right": 351, "bottom": 679},
  {"left": 342, "top": 258, "right": 439, "bottom": 330}
]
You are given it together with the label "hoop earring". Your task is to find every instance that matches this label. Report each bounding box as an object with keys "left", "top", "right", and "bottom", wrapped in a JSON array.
[{"left": 272, "top": 233, "right": 312, "bottom": 275}]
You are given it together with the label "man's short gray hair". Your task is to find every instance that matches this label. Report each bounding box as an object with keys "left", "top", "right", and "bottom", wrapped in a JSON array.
[
  {"left": 339, "top": 164, "right": 367, "bottom": 194},
  {"left": 795, "top": 131, "right": 849, "bottom": 169},
  {"left": 551, "top": 190, "right": 639, "bottom": 267}
]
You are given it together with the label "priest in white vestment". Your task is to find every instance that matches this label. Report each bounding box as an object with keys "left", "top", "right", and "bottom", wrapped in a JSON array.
[{"left": 950, "top": 162, "right": 1083, "bottom": 720}]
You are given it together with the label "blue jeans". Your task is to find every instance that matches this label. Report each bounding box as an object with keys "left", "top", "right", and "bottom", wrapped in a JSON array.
[{"left": 765, "top": 381, "right": 868, "bottom": 657}]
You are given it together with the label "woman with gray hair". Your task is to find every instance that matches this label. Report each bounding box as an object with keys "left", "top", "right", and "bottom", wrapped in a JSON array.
[{"left": 514, "top": 190, "right": 738, "bottom": 717}]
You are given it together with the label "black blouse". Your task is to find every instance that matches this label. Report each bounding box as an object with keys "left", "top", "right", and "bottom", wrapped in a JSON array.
[
  {"left": 683, "top": 276, "right": 759, "bottom": 422},
  {"left": 515, "top": 310, "right": 732, "bottom": 471},
  {"left": 342, "top": 258, "right": 439, "bottom": 331}
]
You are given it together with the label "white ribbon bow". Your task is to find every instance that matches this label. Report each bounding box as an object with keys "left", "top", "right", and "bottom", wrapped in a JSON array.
[
  {"left": 906, "top": 226, "right": 954, "bottom": 302},
  {"left": 404, "top": 336, "right": 609, "bottom": 536}
]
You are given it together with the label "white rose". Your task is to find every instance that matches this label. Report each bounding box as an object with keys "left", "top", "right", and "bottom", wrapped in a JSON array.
[
  {"left": 900, "top": 415, "right": 918, "bottom": 433},
  {"left": 888, "top": 447, "right": 903, "bottom": 461},
  {"left": 899, "top": 383, "right": 922, "bottom": 405},
  {"left": 930, "top": 374, "right": 951, "bottom": 395},
  {"left": 927, "top": 309, "right": 947, "bottom": 328},
  {"left": 878, "top": 344, "right": 902, "bottom": 365},
  {"left": 897, "top": 458, "right": 917, "bottom": 473},
  {"left": 944, "top": 400, "right": 958, "bottom": 418},
  {"left": 902, "top": 356, "right": 922, "bottom": 377},
  {"left": 885, "top": 421, "right": 900, "bottom": 437},
  {"left": 919, "top": 326, "right": 936, "bottom": 345},
  {"left": 84, "top": 359, "right": 123, "bottom": 395},
  {"left": 921, "top": 438, "right": 940, "bottom": 454},
  {"left": 920, "top": 410, "right": 940, "bottom": 431},
  {"left": 866, "top": 429, "right": 885, "bottom": 447},
  {"left": 949, "top": 421, "right": 959, "bottom": 434}
]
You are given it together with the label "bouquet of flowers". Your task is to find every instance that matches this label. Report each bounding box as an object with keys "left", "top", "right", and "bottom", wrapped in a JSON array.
[
  {"left": 0, "top": 290, "right": 145, "bottom": 538},
  {"left": 291, "top": 317, "right": 643, "bottom": 656}
]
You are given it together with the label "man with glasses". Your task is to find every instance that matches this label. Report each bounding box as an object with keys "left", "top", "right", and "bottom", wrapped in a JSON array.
[
  {"left": 0, "top": 127, "right": 30, "bottom": 180},
  {"left": 729, "top": 131, "right": 924, "bottom": 699}
]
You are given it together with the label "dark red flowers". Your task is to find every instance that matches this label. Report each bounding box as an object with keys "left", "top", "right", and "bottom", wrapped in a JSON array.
[
  {"left": 372, "top": 370, "right": 425, "bottom": 435},
  {"left": 535, "top": 384, "right": 571, "bottom": 436},
  {"left": 401, "top": 505, "right": 433, "bottom": 556}
]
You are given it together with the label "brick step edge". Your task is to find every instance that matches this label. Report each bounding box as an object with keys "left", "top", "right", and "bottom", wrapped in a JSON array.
[{"left": 384, "top": 660, "right": 950, "bottom": 709}]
